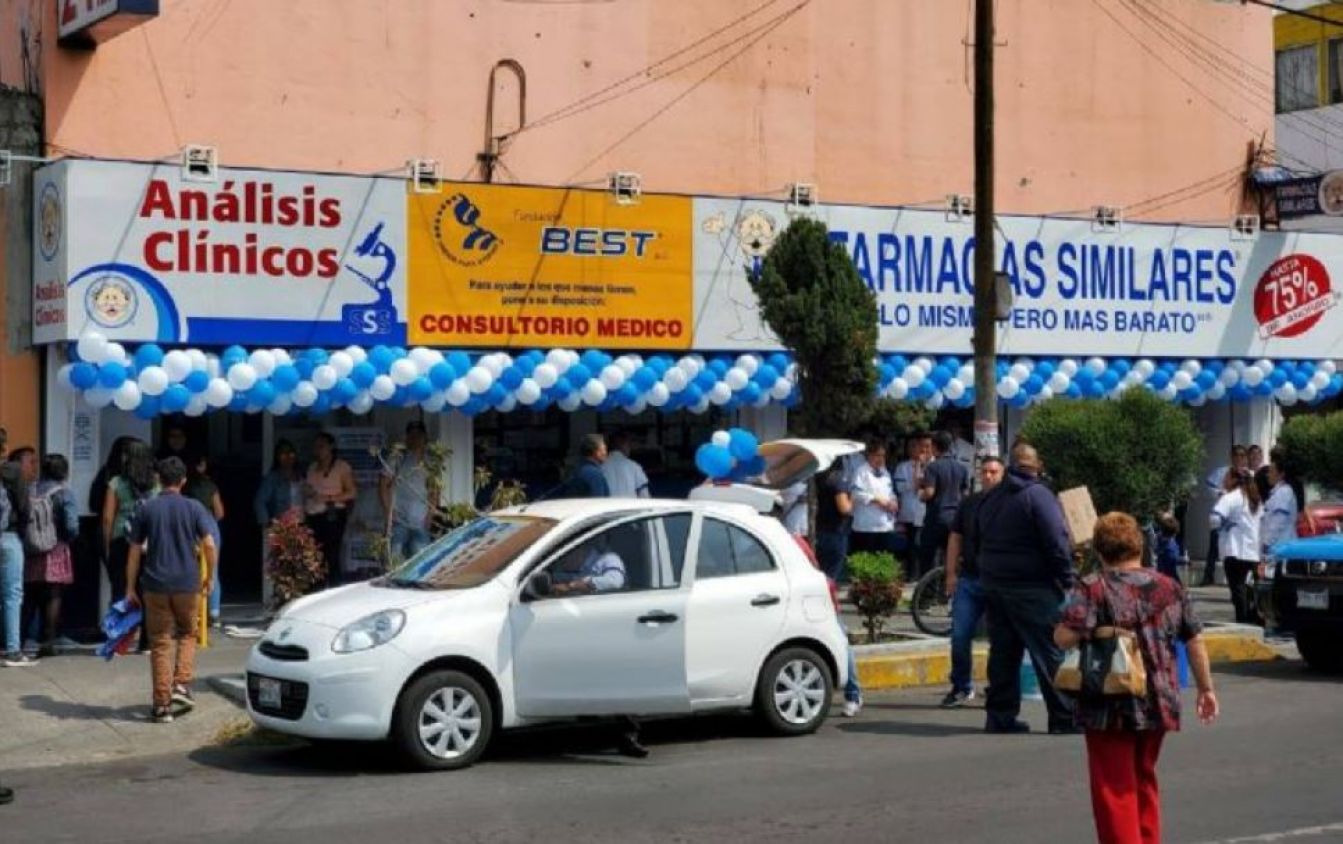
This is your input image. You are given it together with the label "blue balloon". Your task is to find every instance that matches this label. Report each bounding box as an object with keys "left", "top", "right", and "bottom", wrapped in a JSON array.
[
  {"left": 485, "top": 383, "right": 507, "bottom": 405},
  {"left": 740, "top": 383, "right": 762, "bottom": 405},
  {"left": 694, "top": 369, "right": 718, "bottom": 392},
  {"left": 311, "top": 394, "right": 333, "bottom": 416},
  {"left": 409, "top": 377, "right": 434, "bottom": 402},
  {"left": 580, "top": 349, "right": 605, "bottom": 370},
  {"left": 428, "top": 362, "right": 455, "bottom": 389},
  {"left": 1008, "top": 392, "right": 1030, "bottom": 409},
  {"left": 332, "top": 378, "right": 359, "bottom": 403},
  {"left": 648, "top": 357, "right": 670, "bottom": 375},
  {"left": 389, "top": 387, "right": 409, "bottom": 406},
  {"left": 566, "top": 364, "right": 592, "bottom": 387},
  {"left": 134, "top": 344, "right": 165, "bottom": 370},
  {"left": 1228, "top": 384, "right": 1253, "bottom": 402},
  {"left": 348, "top": 362, "right": 376, "bottom": 389},
  {"left": 98, "top": 362, "right": 129, "bottom": 389},
  {"left": 930, "top": 366, "right": 952, "bottom": 388},
  {"left": 1023, "top": 375, "right": 1044, "bottom": 395},
  {"left": 1110, "top": 359, "right": 1131, "bottom": 377},
  {"left": 887, "top": 355, "right": 908, "bottom": 372},
  {"left": 1149, "top": 371, "right": 1171, "bottom": 390},
  {"left": 500, "top": 367, "right": 524, "bottom": 390},
  {"left": 767, "top": 353, "right": 790, "bottom": 371},
  {"left": 995, "top": 361, "right": 1010, "bottom": 379},
  {"left": 1034, "top": 361, "right": 1056, "bottom": 380},
  {"left": 1066, "top": 383, "right": 1083, "bottom": 400},
  {"left": 306, "top": 349, "right": 329, "bottom": 366},
  {"left": 1291, "top": 371, "right": 1310, "bottom": 390},
  {"left": 227, "top": 393, "right": 249, "bottom": 412},
  {"left": 1086, "top": 381, "right": 1106, "bottom": 399},
  {"left": 161, "top": 384, "right": 191, "bottom": 413},
  {"left": 271, "top": 364, "right": 299, "bottom": 391},
  {"left": 1099, "top": 370, "right": 1120, "bottom": 390},
  {"left": 782, "top": 390, "right": 801, "bottom": 408},
  {"left": 1195, "top": 371, "right": 1217, "bottom": 391},
  {"left": 1179, "top": 387, "right": 1202, "bottom": 404},
  {"left": 615, "top": 383, "right": 639, "bottom": 405},
  {"left": 1329, "top": 374, "right": 1343, "bottom": 396},
  {"left": 295, "top": 359, "right": 316, "bottom": 380},
  {"left": 221, "top": 345, "right": 248, "bottom": 366},
  {"left": 1204, "top": 360, "right": 1224, "bottom": 375},
  {"left": 368, "top": 346, "right": 395, "bottom": 374},
  {"left": 447, "top": 351, "right": 472, "bottom": 374},
  {"left": 461, "top": 397, "right": 487, "bottom": 416},
  {"left": 695, "top": 443, "right": 734, "bottom": 479},
  {"left": 754, "top": 365, "right": 779, "bottom": 388},
  {"left": 632, "top": 367, "right": 657, "bottom": 391},
  {"left": 515, "top": 356, "right": 536, "bottom": 377},
  {"left": 134, "top": 396, "right": 162, "bottom": 420},
  {"left": 707, "top": 358, "right": 729, "bottom": 377},
  {"left": 728, "top": 428, "right": 759, "bottom": 461},
  {"left": 184, "top": 370, "right": 210, "bottom": 393},
  {"left": 939, "top": 356, "right": 961, "bottom": 372},
  {"left": 70, "top": 362, "right": 99, "bottom": 390},
  {"left": 1269, "top": 368, "right": 1289, "bottom": 388},
  {"left": 682, "top": 384, "right": 704, "bottom": 406},
  {"left": 248, "top": 380, "right": 276, "bottom": 407}
]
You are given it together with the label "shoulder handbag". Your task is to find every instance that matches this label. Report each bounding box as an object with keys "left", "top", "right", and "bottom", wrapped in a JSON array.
[{"left": 1055, "top": 577, "right": 1147, "bottom": 700}]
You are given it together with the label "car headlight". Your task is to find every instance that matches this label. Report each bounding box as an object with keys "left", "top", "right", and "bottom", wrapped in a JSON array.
[{"left": 331, "top": 610, "right": 406, "bottom": 654}]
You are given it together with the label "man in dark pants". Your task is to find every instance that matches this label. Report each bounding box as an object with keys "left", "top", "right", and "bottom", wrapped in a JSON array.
[
  {"left": 976, "top": 442, "right": 1077, "bottom": 734},
  {"left": 557, "top": 434, "right": 611, "bottom": 499},
  {"left": 917, "top": 430, "right": 970, "bottom": 581}
]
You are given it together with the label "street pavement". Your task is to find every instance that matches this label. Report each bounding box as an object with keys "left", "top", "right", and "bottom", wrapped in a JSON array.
[{"left": 2, "top": 657, "right": 1339, "bottom": 844}]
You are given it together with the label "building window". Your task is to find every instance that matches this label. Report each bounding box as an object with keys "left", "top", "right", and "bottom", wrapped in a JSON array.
[
  {"left": 1330, "top": 40, "right": 1343, "bottom": 105},
  {"left": 1277, "top": 44, "right": 1319, "bottom": 113}
]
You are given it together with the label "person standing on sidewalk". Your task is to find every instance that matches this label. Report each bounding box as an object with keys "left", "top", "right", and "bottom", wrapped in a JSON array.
[
  {"left": 601, "top": 430, "right": 651, "bottom": 499},
  {"left": 1, "top": 434, "right": 36, "bottom": 667},
  {"left": 849, "top": 440, "right": 899, "bottom": 556},
  {"left": 917, "top": 430, "right": 970, "bottom": 581},
  {"left": 1200, "top": 445, "right": 1247, "bottom": 586},
  {"left": 1259, "top": 455, "right": 1298, "bottom": 560},
  {"left": 1056, "top": 512, "right": 1218, "bottom": 844},
  {"left": 939, "top": 455, "right": 1004, "bottom": 708},
  {"left": 124, "top": 457, "right": 217, "bottom": 723},
  {"left": 380, "top": 421, "right": 434, "bottom": 564},
  {"left": 303, "top": 433, "right": 356, "bottom": 588},
  {"left": 1210, "top": 469, "right": 1262, "bottom": 625},
  {"left": 977, "top": 442, "right": 1077, "bottom": 734},
  {"left": 813, "top": 460, "right": 854, "bottom": 583},
  {"left": 557, "top": 434, "right": 611, "bottom": 499},
  {"left": 22, "top": 454, "right": 80, "bottom": 655},
  {"left": 892, "top": 433, "right": 929, "bottom": 576}
]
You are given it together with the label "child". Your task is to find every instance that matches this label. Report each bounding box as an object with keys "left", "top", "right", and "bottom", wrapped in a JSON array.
[
  {"left": 1155, "top": 512, "right": 1183, "bottom": 583},
  {"left": 22, "top": 454, "right": 80, "bottom": 656}
]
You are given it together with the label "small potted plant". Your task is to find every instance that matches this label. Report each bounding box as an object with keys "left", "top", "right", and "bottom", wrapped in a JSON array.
[
  {"left": 265, "top": 510, "right": 326, "bottom": 609},
  {"left": 847, "top": 551, "right": 904, "bottom": 644}
]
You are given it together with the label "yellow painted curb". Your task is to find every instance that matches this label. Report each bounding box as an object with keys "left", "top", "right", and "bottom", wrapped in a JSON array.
[{"left": 855, "top": 631, "right": 1276, "bottom": 691}]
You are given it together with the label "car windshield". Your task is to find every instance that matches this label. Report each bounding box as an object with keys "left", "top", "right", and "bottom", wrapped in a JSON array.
[{"left": 382, "top": 515, "right": 557, "bottom": 590}]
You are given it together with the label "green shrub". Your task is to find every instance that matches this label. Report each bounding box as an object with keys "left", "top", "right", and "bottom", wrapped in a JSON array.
[
  {"left": 1019, "top": 389, "right": 1203, "bottom": 521},
  {"left": 1278, "top": 412, "right": 1343, "bottom": 491},
  {"left": 847, "top": 551, "right": 903, "bottom": 643}
]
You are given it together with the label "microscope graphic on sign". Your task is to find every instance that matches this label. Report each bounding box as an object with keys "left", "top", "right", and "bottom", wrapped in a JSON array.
[{"left": 342, "top": 222, "right": 399, "bottom": 338}]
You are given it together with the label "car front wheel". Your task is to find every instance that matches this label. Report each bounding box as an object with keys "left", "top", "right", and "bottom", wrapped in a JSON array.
[
  {"left": 1296, "top": 630, "right": 1343, "bottom": 674},
  {"left": 754, "top": 647, "right": 833, "bottom": 736},
  {"left": 393, "top": 669, "right": 495, "bottom": 770}
]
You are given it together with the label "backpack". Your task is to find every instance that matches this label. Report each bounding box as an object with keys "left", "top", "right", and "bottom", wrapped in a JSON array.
[{"left": 24, "top": 488, "right": 60, "bottom": 554}]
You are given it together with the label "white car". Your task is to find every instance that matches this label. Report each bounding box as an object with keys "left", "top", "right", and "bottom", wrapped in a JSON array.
[{"left": 245, "top": 496, "right": 849, "bottom": 770}]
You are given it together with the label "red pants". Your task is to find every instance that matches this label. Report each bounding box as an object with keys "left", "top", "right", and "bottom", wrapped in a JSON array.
[{"left": 1085, "top": 730, "right": 1166, "bottom": 844}]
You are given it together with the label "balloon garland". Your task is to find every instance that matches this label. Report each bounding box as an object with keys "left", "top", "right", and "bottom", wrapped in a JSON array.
[
  {"left": 58, "top": 333, "right": 1341, "bottom": 418},
  {"left": 695, "top": 428, "right": 766, "bottom": 482}
]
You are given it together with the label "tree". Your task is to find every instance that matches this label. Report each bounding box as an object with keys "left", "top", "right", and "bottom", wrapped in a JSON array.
[
  {"left": 1277, "top": 412, "right": 1343, "bottom": 492},
  {"left": 1020, "top": 389, "right": 1203, "bottom": 521},
  {"left": 756, "top": 217, "right": 878, "bottom": 437}
]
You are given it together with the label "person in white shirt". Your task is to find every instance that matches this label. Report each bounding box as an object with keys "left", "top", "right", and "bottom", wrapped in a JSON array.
[
  {"left": 1260, "top": 456, "right": 1299, "bottom": 558},
  {"left": 850, "top": 440, "right": 899, "bottom": 556},
  {"left": 779, "top": 480, "right": 808, "bottom": 536},
  {"left": 1200, "top": 444, "right": 1249, "bottom": 586},
  {"left": 892, "top": 433, "right": 930, "bottom": 557},
  {"left": 600, "top": 431, "right": 650, "bottom": 499},
  {"left": 1210, "top": 468, "right": 1262, "bottom": 624}
]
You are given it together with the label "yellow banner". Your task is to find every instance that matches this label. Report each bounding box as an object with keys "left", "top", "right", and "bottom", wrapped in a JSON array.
[{"left": 408, "top": 184, "right": 693, "bottom": 349}]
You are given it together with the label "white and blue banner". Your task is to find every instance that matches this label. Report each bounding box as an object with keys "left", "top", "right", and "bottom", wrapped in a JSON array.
[{"left": 33, "top": 159, "right": 407, "bottom": 347}]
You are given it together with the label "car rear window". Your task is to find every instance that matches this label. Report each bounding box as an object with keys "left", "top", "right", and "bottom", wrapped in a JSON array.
[{"left": 383, "top": 516, "right": 557, "bottom": 589}]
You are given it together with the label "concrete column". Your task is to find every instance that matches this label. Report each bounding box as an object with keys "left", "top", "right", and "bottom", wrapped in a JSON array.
[
  {"left": 439, "top": 413, "right": 475, "bottom": 505},
  {"left": 741, "top": 404, "right": 788, "bottom": 441}
]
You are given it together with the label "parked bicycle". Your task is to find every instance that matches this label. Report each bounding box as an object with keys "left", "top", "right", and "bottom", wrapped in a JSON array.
[{"left": 910, "top": 563, "right": 953, "bottom": 636}]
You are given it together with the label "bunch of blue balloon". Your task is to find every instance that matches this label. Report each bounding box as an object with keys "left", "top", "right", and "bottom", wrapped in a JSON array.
[{"left": 694, "top": 428, "right": 767, "bottom": 482}]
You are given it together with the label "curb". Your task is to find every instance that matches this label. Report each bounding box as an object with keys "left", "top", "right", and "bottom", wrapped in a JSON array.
[
  {"left": 853, "top": 627, "right": 1280, "bottom": 691},
  {"left": 207, "top": 674, "right": 248, "bottom": 709}
]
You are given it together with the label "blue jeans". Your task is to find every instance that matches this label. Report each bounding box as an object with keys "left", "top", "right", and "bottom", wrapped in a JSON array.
[
  {"left": 949, "top": 575, "right": 987, "bottom": 694},
  {"left": 815, "top": 531, "right": 849, "bottom": 583},
  {"left": 207, "top": 525, "right": 222, "bottom": 620},
  {"left": 390, "top": 523, "right": 432, "bottom": 563},
  {"left": 841, "top": 618, "right": 862, "bottom": 703},
  {"left": 983, "top": 583, "right": 1074, "bottom": 731},
  {"left": 1, "top": 532, "right": 24, "bottom": 655}
]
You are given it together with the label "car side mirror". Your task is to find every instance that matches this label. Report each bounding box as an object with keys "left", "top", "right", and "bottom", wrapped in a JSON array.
[{"left": 522, "top": 570, "right": 552, "bottom": 602}]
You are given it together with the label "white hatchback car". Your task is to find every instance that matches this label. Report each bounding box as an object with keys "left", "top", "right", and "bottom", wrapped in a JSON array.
[{"left": 245, "top": 497, "right": 849, "bottom": 770}]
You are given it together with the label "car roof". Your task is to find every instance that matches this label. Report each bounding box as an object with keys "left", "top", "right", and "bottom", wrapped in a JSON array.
[{"left": 498, "top": 497, "right": 762, "bottom": 523}]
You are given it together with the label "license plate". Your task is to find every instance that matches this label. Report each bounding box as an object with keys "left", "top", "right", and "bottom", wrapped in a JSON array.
[
  {"left": 1298, "top": 589, "right": 1330, "bottom": 611},
  {"left": 258, "top": 677, "right": 282, "bottom": 709}
]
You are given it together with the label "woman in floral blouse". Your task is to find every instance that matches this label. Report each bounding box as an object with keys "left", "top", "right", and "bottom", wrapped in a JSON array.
[{"left": 1055, "top": 512, "right": 1219, "bottom": 844}]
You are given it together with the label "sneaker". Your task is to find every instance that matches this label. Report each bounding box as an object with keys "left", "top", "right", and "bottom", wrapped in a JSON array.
[
  {"left": 940, "top": 688, "right": 976, "bottom": 708},
  {"left": 151, "top": 705, "right": 174, "bottom": 724},
  {"left": 0, "top": 784, "right": 13, "bottom": 805},
  {"left": 842, "top": 698, "right": 863, "bottom": 717},
  {"left": 2, "top": 652, "right": 38, "bottom": 668},
  {"left": 171, "top": 685, "right": 196, "bottom": 711},
  {"left": 22, "top": 639, "right": 39, "bottom": 656}
]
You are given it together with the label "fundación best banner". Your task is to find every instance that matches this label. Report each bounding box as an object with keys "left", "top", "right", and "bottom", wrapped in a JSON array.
[
  {"left": 692, "top": 197, "right": 1343, "bottom": 359},
  {"left": 407, "top": 184, "right": 693, "bottom": 349},
  {"left": 32, "top": 159, "right": 408, "bottom": 346}
]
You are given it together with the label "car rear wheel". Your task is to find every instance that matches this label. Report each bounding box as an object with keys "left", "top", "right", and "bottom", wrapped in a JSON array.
[
  {"left": 393, "top": 669, "right": 494, "bottom": 770},
  {"left": 754, "top": 647, "right": 833, "bottom": 736},
  {"left": 1296, "top": 630, "right": 1343, "bottom": 674}
]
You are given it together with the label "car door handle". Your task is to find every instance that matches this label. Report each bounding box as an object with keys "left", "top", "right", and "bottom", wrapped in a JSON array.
[
  {"left": 637, "top": 611, "right": 679, "bottom": 624},
  {"left": 750, "top": 594, "right": 781, "bottom": 607}
]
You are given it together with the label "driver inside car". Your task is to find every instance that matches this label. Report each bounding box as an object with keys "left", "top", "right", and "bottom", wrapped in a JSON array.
[{"left": 551, "top": 537, "right": 627, "bottom": 596}]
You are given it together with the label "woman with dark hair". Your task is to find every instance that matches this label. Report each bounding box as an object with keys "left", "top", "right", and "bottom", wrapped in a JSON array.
[
  {"left": 303, "top": 433, "right": 355, "bottom": 587},
  {"left": 254, "top": 439, "right": 303, "bottom": 526},
  {"left": 1211, "top": 469, "right": 1262, "bottom": 624},
  {"left": 22, "top": 454, "right": 80, "bottom": 655},
  {"left": 1, "top": 437, "right": 34, "bottom": 666},
  {"left": 101, "top": 441, "right": 159, "bottom": 646},
  {"left": 1056, "top": 512, "right": 1218, "bottom": 844},
  {"left": 89, "top": 436, "right": 141, "bottom": 517}
]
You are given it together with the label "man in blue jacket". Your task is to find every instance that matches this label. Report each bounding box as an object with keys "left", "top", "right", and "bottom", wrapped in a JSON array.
[{"left": 975, "top": 442, "right": 1077, "bottom": 734}]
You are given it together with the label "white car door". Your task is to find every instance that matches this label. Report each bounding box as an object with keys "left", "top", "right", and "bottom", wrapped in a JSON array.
[
  {"left": 509, "top": 513, "right": 693, "bottom": 718},
  {"left": 684, "top": 514, "right": 791, "bottom": 706}
]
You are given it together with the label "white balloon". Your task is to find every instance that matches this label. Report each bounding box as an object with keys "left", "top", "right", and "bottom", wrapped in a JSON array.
[
  {"left": 1227, "top": 359, "right": 1246, "bottom": 373},
  {"left": 206, "top": 356, "right": 222, "bottom": 378},
  {"left": 422, "top": 394, "right": 449, "bottom": 413},
  {"left": 1275, "top": 383, "right": 1298, "bottom": 405},
  {"left": 161, "top": 350, "right": 192, "bottom": 382},
  {"left": 997, "top": 377, "right": 1020, "bottom": 400},
  {"left": 532, "top": 363, "right": 559, "bottom": 389},
  {"left": 494, "top": 394, "right": 518, "bottom": 413},
  {"left": 1254, "top": 359, "right": 1273, "bottom": 374},
  {"left": 903, "top": 365, "right": 926, "bottom": 389},
  {"left": 409, "top": 347, "right": 441, "bottom": 374},
  {"left": 1158, "top": 384, "right": 1179, "bottom": 401},
  {"left": 724, "top": 367, "right": 749, "bottom": 391},
  {"left": 1170, "top": 371, "right": 1193, "bottom": 391},
  {"left": 944, "top": 378, "right": 966, "bottom": 400},
  {"left": 105, "top": 342, "right": 128, "bottom": 365},
  {"left": 227, "top": 363, "right": 257, "bottom": 392},
  {"left": 1311, "top": 371, "right": 1330, "bottom": 389},
  {"left": 348, "top": 392, "right": 375, "bottom": 415},
  {"left": 1187, "top": 394, "right": 1207, "bottom": 407},
  {"left": 1300, "top": 383, "right": 1319, "bottom": 403},
  {"left": 711, "top": 430, "right": 732, "bottom": 448},
  {"left": 370, "top": 375, "right": 396, "bottom": 401},
  {"left": 558, "top": 393, "right": 583, "bottom": 412},
  {"left": 625, "top": 398, "right": 648, "bottom": 415},
  {"left": 914, "top": 357, "right": 934, "bottom": 374},
  {"left": 581, "top": 380, "right": 608, "bottom": 406},
  {"left": 268, "top": 394, "right": 293, "bottom": 416},
  {"left": 516, "top": 379, "right": 542, "bottom": 405},
  {"left": 204, "top": 378, "right": 234, "bottom": 408},
  {"left": 185, "top": 396, "right": 209, "bottom": 417},
  {"left": 293, "top": 382, "right": 319, "bottom": 408},
  {"left": 887, "top": 377, "right": 909, "bottom": 400},
  {"left": 76, "top": 333, "right": 109, "bottom": 364},
  {"left": 647, "top": 382, "right": 671, "bottom": 407},
  {"left": 678, "top": 356, "right": 702, "bottom": 379},
  {"left": 1206, "top": 382, "right": 1227, "bottom": 402},
  {"left": 615, "top": 356, "right": 639, "bottom": 376},
  {"left": 1009, "top": 363, "right": 1031, "bottom": 383},
  {"left": 1085, "top": 357, "right": 1107, "bottom": 376},
  {"left": 446, "top": 381, "right": 471, "bottom": 407},
  {"left": 390, "top": 358, "right": 419, "bottom": 387},
  {"left": 344, "top": 346, "right": 367, "bottom": 364},
  {"left": 56, "top": 364, "right": 74, "bottom": 389},
  {"left": 1059, "top": 359, "right": 1080, "bottom": 377},
  {"left": 311, "top": 365, "right": 338, "bottom": 391},
  {"left": 247, "top": 349, "right": 276, "bottom": 378},
  {"left": 138, "top": 366, "right": 170, "bottom": 396},
  {"left": 113, "top": 381, "right": 142, "bottom": 411},
  {"left": 328, "top": 351, "right": 355, "bottom": 378},
  {"left": 546, "top": 349, "right": 571, "bottom": 371},
  {"left": 708, "top": 382, "right": 733, "bottom": 405},
  {"left": 1037, "top": 385, "right": 1054, "bottom": 402},
  {"left": 958, "top": 364, "right": 976, "bottom": 384},
  {"left": 753, "top": 391, "right": 772, "bottom": 408},
  {"left": 1048, "top": 372, "right": 1071, "bottom": 393},
  {"left": 690, "top": 396, "right": 711, "bottom": 415},
  {"left": 1180, "top": 359, "right": 1201, "bottom": 376},
  {"left": 600, "top": 365, "right": 626, "bottom": 390},
  {"left": 83, "top": 387, "right": 114, "bottom": 408},
  {"left": 187, "top": 349, "right": 209, "bottom": 372},
  {"left": 465, "top": 366, "right": 493, "bottom": 394},
  {"left": 770, "top": 378, "right": 793, "bottom": 400},
  {"left": 1242, "top": 366, "right": 1265, "bottom": 387},
  {"left": 735, "top": 355, "right": 760, "bottom": 375},
  {"left": 924, "top": 392, "right": 945, "bottom": 410},
  {"left": 1320, "top": 360, "right": 1337, "bottom": 375},
  {"left": 663, "top": 367, "right": 689, "bottom": 392},
  {"left": 1220, "top": 368, "right": 1241, "bottom": 387},
  {"left": 479, "top": 353, "right": 505, "bottom": 379}
]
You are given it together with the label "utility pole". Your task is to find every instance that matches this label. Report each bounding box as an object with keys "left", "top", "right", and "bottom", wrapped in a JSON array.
[{"left": 972, "top": 0, "right": 999, "bottom": 459}]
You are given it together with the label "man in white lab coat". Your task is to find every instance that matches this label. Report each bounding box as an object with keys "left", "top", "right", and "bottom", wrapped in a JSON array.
[{"left": 600, "top": 430, "right": 651, "bottom": 499}]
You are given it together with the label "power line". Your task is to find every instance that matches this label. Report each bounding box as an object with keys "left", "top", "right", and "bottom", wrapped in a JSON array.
[{"left": 1239, "top": 0, "right": 1343, "bottom": 27}]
